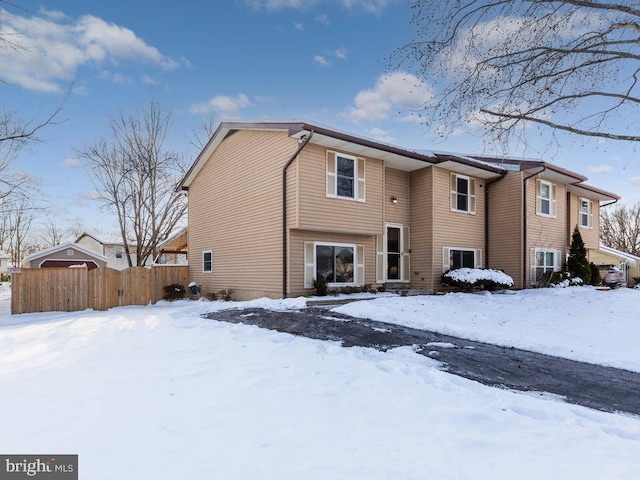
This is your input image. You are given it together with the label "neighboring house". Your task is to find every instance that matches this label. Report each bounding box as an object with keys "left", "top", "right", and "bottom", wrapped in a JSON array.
[
  {"left": 22, "top": 243, "right": 108, "bottom": 270},
  {"left": 589, "top": 245, "right": 640, "bottom": 288},
  {"left": 0, "top": 252, "right": 11, "bottom": 277},
  {"left": 178, "top": 121, "right": 619, "bottom": 300},
  {"left": 75, "top": 231, "right": 139, "bottom": 270},
  {"left": 154, "top": 226, "right": 188, "bottom": 265}
]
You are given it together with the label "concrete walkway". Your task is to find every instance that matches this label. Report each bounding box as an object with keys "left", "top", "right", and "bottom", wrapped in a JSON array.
[{"left": 205, "top": 307, "right": 640, "bottom": 416}]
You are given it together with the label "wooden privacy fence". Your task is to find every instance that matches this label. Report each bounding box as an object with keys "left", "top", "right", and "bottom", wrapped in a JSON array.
[{"left": 11, "top": 265, "right": 189, "bottom": 314}]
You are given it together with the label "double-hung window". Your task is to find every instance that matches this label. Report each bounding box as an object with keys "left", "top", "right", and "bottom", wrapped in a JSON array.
[
  {"left": 450, "top": 174, "right": 476, "bottom": 214},
  {"left": 326, "top": 151, "right": 365, "bottom": 202},
  {"left": 579, "top": 198, "right": 592, "bottom": 228},
  {"left": 533, "top": 249, "right": 559, "bottom": 284},
  {"left": 202, "top": 250, "right": 212, "bottom": 273},
  {"left": 537, "top": 180, "right": 557, "bottom": 217}
]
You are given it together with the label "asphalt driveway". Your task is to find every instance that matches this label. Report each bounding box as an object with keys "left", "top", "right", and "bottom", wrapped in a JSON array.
[{"left": 205, "top": 306, "right": 640, "bottom": 416}]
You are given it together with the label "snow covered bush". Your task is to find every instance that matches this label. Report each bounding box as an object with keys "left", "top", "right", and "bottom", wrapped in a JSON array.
[{"left": 441, "top": 268, "right": 514, "bottom": 293}]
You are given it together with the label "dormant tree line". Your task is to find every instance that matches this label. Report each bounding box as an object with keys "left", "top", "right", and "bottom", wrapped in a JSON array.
[{"left": 3, "top": 0, "right": 640, "bottom": 266}]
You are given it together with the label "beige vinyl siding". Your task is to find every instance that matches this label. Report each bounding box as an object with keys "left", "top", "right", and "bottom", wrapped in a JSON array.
[
  {"left": 288, "top": 229, "right": 376, "bottom": 296},
  {"left": 487, "top": 172, "right": 524, "bottom": 288},
  {"left": 187, "top": 129, "right": 298, "bottom": 300},
  {"left": 432, "top": 167, "right": 486, "bottom": 290},
  {"left": 525, "top": 176, "right": 568, "bottom": 286},
  {"left": 409, "top": 166, "right": 433, "bottom": 290},
  {"left": 568, "top": 193, "right": 599, "bottom": 249},
  {"left": 296, "top": 144, "right": 384, "bottom": 235},
  {"left": 384, "top": 167, "right": 410, "bottom": 225}
]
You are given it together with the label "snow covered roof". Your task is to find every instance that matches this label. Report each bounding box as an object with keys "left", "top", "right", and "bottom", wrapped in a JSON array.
[
  {"left": 23, "top": 242, "right": 109, "bottom": 263},
  {"left": 158, "top": 226, "right": 187, "bottom": 252},
  {"left": 599, "top": 245, "right": 639, "bottom": 267}
]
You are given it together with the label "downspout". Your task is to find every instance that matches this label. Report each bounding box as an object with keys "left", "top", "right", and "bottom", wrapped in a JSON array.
[
  {"left": 522, "top": 167, "right": 546, "bottom": 288},
  {"left": 484, "top": 172, "right": 507, "bottom": 267},
  {"left": 282, "top": 130, "right": 314, "bottom": 298}
]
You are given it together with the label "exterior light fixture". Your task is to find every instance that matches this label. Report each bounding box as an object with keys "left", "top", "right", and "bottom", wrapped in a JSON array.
[{"left": 391, "top": 196, "right": 398, "bottom": 204}]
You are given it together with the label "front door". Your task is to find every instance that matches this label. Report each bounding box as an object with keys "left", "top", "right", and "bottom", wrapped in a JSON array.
[{"left": 386, "top": 225, "right": 401, "bottom": 281}]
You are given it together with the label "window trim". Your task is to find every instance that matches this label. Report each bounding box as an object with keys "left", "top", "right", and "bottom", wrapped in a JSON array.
[
  {"left": 532, "top": 248, "right": 560, "bottom": 284},
  {"left": 202, "top": 250, "right": 213, "bottom": 273},
  {"left": 444, "top": 247, "right": 482, "bottom": 272},
  {"left": 326, "top": 150, "right": 365, "bottom": 202},
  {"left": 579, "top": 197, "right": 592, "bottom": 229},
  {"left": 450, "top": 173, "right": 476, "bottom": 214},
  {"left": 314, "top": 241, "right": 357, "bottom": 287},
  {"left": 536, "top": 179, "right": 557, "bottom": 218}
]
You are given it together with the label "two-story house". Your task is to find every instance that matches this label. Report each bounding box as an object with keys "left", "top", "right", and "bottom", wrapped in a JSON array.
[
  {"left": 75, "top": 231, "right": 140, "bottom": 270},
  {"left": 179, "top": 121, "right": 619, "bottom": 300}
]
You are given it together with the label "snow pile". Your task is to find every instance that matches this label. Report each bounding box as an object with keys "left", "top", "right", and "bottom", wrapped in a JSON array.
[
  {"left": 444, "top": 267, "right": 514, "bottom": 286},
  {"left": 1, "top": 294, "right": 640, "bottom": 478}
]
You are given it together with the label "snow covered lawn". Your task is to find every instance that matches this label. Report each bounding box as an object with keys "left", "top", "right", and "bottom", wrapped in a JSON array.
[
  {"left": 336, "top": 286, "right": 640, "bottom": 373},
  {"left": 1, "top": 286, "right": 639, "bottom": 479}
]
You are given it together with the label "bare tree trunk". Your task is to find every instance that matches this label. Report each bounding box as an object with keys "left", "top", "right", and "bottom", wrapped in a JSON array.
[{"left": 77, "top": 101, "right": 187, "bottom": 267}]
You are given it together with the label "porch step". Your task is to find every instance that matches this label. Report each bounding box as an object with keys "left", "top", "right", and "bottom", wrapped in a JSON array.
[{"left": 384, "top": 284, "right": 433, "bottom": 297}]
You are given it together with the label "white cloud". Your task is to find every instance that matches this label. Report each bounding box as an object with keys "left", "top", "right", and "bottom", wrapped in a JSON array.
[
  {"left": 368, "top": 127, "right": 394, "bottom": 143},
  {"left": 629, "top": 177, "right": 640, "bottom": 186},
  {"left": 38, "top": 7, "right": 69, "bottom": 21},
  {"left": 335, "top": 47, "right": 347, "bottom": 60},
  {"left": 294, "top": 22, "right": 304, "bottom": 30},
  {"left": 190, "top": 94, "right": 254, "bottom": 118},
  {"left": 588, "top": 165, "right": 613, "bottom": 174},
  {"left": 241, "top": 0, "right": 396, "bottom": 14},
  {"left": 343, "top": 72, "right": 434, "bottom": 123},
  {"left": 141, "top": 75, "right": 157, "bottom": 87},
  {"left": 0, "top": 9, "right": 178, "bottom": 93},
  {"left": 313, "top": 55, "right": 331, "bottom": 68},
  {"left": 315, "top": 14, "right": 330, "bottom": 25},
  {"left": 60, "top": 157, "right": 82, "bottom": 168}
]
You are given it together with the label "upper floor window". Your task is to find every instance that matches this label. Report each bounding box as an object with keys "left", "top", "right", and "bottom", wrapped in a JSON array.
[
  {"left": 326, "top": 151, "right": 365, "bottom": 202},
  {"left": 579, "top": 198, "right": 592, "bottom": 228},
  {"left": 115, "top": 246, "right": 123, "bottom": 259},
  {"left": 536, "top": 180, "right": 557, "bottom": 217},
  {"left": 450, "top": 174, "right": 476, "bottom": 214}
]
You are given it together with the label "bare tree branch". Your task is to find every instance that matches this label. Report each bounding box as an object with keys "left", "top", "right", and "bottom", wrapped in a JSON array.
[
  {"left": 77, "top": 101, "right": 187, "bottom": 267},
  {"left": 395, "top": 0, "right": 640, "bottom": 149}
]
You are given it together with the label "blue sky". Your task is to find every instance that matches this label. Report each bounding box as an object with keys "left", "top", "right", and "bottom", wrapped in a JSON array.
[{"left": 1, "top": 0, "right": 638, "bottom": 236}]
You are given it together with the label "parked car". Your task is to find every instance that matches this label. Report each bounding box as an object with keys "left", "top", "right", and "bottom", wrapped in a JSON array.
[{"left": 603, "top": 267, "right": 627, "bottom": 288}]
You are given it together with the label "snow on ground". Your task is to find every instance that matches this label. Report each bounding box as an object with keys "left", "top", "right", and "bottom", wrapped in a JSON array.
[
  {"left": 336, "top": 286, "right": 640, "bottom": 372},
  {"left": 1, "top": 287, "right": 640, "bottom": 479}
]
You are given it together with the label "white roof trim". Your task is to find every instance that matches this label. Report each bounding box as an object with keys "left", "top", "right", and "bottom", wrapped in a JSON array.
[
  {"left": 599, "top": 245, "right": 639, "bottom": 266},
  {"left": 23, "top": 242, "right": 109, "bottom": 263}
]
